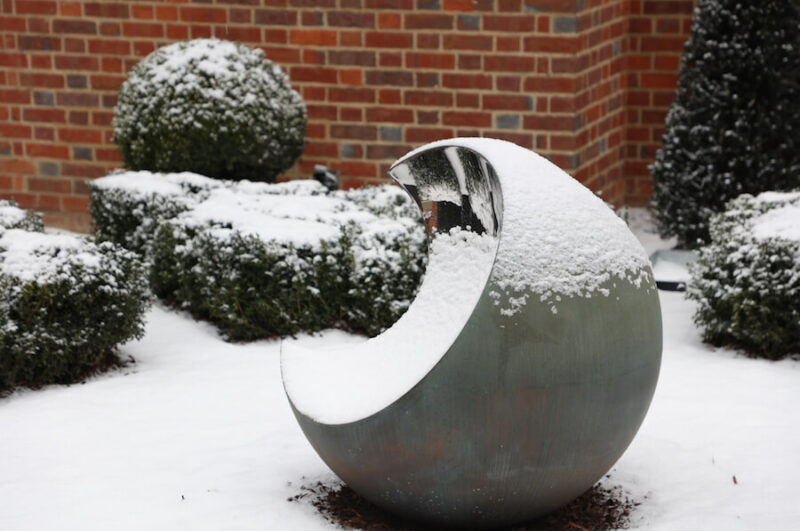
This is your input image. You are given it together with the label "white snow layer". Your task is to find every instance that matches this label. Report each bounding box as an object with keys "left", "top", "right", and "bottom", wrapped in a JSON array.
[
  {"left": 1, "top": 289, "right": 797, "bottom": 530},
  {"left": 0, "top": 203, "right": 26, "bottom": 227},
  {"left": 174, "top": 188, "right": 345, "bottom": 249},
  {"left": 395, "top": 138, "right": 652, "bottom": 314},
  {"left": 0, "top": 230, "right": 101, "bottom": 283},
  {"left": 752, "top": 204, "right": 800, "bottom": 242},
  {"left": 91, "top": 170, "right": 221, "bottom": 196},
  {"left": 282, "top": 229, "right": 497, "bottom": 424}
]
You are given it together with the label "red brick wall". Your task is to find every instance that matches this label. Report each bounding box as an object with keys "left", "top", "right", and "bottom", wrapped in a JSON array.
[{"left": 0, "top": 0, "right": 695, "bottom": 231}]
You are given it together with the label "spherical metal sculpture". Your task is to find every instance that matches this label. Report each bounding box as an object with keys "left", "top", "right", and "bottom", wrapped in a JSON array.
[{"left": 282, "top": 138, "right": 662, "bottom": 528}]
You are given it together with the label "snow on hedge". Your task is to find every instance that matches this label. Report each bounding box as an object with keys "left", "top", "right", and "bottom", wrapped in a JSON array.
[
  {"left": 688, "top": 190, "right": 800, "bottom": 358},
  {"left": 0, "top": 227, "right": 151, "bottom": 391},
  {"left": 0, "top": 200, "right": 44, "bottom": 233},
  {"left": 90, "top": 172, "right": 427, "bottom": 340}
]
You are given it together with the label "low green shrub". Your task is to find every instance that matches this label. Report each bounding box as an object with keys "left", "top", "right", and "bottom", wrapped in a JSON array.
[
  {"left": 0, "top": 227, "right": 152, "bottom": 392},
  {"left": 687, "top": 190, "right": 800, "bottom": 359},
  {"left": 89, "top": 170, "right": 222, "bottom": 255},
  {"left": 149, "top": 185, "right": 427, "bottom": 340},
  {"left": 91, "top": 171, "right": 428, "bottom": 340},
  {"left": 89, "top": 171, "right": 329, "bottom": 256},
  {"left": 112, "top": 38, "right": 306, "bottom": 182}
]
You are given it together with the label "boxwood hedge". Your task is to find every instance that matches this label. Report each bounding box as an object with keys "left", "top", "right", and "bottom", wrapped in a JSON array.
[
  {"left": 90, "top": 173, "right": 428, "bottom": 340},
  {"left": 0, "top": 217, "right": 151, "bottom": 392},
  {"left": 687, "top": 190, "right": 800, "bottom": 359}
]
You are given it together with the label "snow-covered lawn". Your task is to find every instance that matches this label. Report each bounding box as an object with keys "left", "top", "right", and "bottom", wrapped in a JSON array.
[{"left": 1, "top": 219, "right": 799, "bottom": 530}]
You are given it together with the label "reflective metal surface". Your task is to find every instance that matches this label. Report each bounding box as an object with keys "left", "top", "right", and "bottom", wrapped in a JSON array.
[
  {"left": 286, "top": 141, "right": 662, "bottom": 528},
  {"left": 390, "top": 145, "right": 502, "bottom": 238}
]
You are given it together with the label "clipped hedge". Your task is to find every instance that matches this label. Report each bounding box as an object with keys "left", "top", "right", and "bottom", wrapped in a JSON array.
[
  {"left": 0, "top": 223, "right": 152, "bottom": 392},
  {"left": 687, "top": 190, "right": 800, "bottom": 359},
  {"left": 90, "top": 173, "right": 427, "bottom": 340},
  {"left": 89, "top": 170, "right": 223, "bottom": 255},
  {"left": 112, "top": 38, "right": 306, "bottom": 182}
]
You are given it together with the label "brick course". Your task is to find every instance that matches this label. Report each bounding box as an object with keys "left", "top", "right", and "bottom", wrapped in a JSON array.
[{"left": 0, "top": 0, "right": 695, "bottom": 231}]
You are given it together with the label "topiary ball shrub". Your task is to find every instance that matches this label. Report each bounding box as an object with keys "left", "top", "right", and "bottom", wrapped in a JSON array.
[
  {"left": 687, "top": 190, "right": 800, "bottom": 359},
  {"left": 650, "top": 0, "right": 800, "bottom": 248},
  {"left": 0, "top": 229, "right": 152, "bottom": 392},
  {"left": 0, "top": 199, "right": 44, "bottom": 232},
  {"left": 112, "top": 38, "right": 306, "bottom": 182}
]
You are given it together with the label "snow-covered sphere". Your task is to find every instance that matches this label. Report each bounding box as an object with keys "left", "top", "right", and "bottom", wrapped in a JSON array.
[
  {"left": 112, "top": 39, "right": 306, "bottom": 182},
  {"left": 282, "top": 138, "right": 662, "bottom": 527}
]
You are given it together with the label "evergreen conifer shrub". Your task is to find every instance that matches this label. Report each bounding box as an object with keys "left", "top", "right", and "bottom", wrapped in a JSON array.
[
  {"left": 651, "top": 0, "right": 800, "bottom": 248},
  {"left": 112, "top": 39, "right": 306, "bottom": 182},
  {"left": 687, "top": 191, "right": 800, "bottom": 359}
]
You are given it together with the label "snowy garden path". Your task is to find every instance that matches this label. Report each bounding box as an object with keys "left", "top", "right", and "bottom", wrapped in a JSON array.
[{"left": 1, "top": 276, "right": 798, "bottom": 529}]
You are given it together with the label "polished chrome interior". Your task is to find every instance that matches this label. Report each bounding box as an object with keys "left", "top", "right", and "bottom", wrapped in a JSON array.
[{"left": 389, "top": 146, "right": 503, "bottom": 237}]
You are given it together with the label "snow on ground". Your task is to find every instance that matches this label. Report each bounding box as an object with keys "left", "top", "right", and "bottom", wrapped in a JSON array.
[{"left": 1, "top": 209, "right": 799, "bottom": 529}]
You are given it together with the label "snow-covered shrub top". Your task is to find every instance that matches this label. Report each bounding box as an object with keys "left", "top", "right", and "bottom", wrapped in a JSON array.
[
  {"left": 89, "top": 171, "right": 224, "bottom": 256},
  {"left": 91, "top": 170, "right": 223, "bottom": 198},
  {"left": 0, "top": 230, "right": 123, "bottom": 284},
  {"left": 283, "top": 228, "right": 497, "bottom": 424},
  {"left": 172, "top": 188, "right": 346, "bottom": 249},
  {"left": 0, "top": 227, "right": 151, "bottom": 390},
  {"left": 747, "top": 192, "right": 800, "bottom": 243},
  {"left": 90, "top": 171, "right": 425, "bottom": 272},
  {"left": 687, "top": 190, "right": 800, "bottom": 358},
  {"left": 395, "top": 138, "right": 652, "bottom": 315},
  {"left": 0, "top": 200, "right": 43, "bottom": 232},
  {"left": 165, "top": 181, "right": 425, "bottom": 259},
  {"left": 711, "top": 190, "right": 800, "bottom": 246},
  {"left": 234, "top": 179, "right": 328, "bottom": 197},
  {"left": 112, "top": 38, "right": 306, "bottom": 182},
  {"left": 333, "top": 185, "right": 420, "bottom": 220}
]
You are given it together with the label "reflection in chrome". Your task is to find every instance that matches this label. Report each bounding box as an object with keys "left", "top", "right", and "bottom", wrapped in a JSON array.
[{"left": 389, "top": 145, "right": 502, "bottom": 238}]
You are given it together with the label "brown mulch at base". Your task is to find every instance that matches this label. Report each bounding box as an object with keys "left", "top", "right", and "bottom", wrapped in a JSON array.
[{"left": 289, "top": 480, "right": 640, "bottom": 531}]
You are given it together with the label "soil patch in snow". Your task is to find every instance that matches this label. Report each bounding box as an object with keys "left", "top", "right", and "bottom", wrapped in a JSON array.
[{"left": 291, "top": 480, "right": 638, "bottom": 531}]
